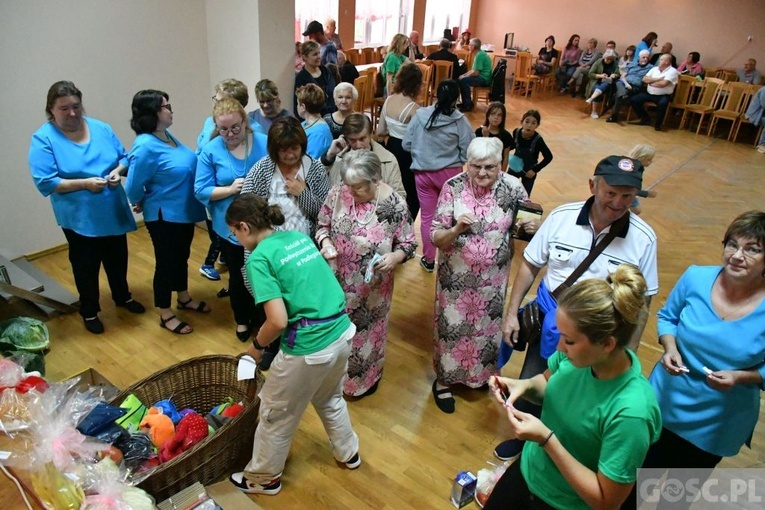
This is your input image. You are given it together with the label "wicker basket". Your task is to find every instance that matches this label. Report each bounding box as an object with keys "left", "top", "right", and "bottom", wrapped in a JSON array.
[{"left": 110, "top": 355, "right": 262, "bottom": 501}]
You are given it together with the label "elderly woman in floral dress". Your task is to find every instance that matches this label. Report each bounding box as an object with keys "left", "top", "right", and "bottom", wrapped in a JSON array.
[
  {"left": 316, "top": 150, "right": 417, "bottom": 398},
  {"left": 430, "top": 137, "right": 528, "bottom": 413}
]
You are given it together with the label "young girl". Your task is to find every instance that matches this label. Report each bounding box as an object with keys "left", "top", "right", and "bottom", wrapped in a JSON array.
[
  {"left": 619, "top": 45, "right": 637, "bottom": 74},
  {"left": 507, "top": 110, "right": 553, "bottom": 197},
  {"left": 475, "top": 102, "right": 512, "bottom": 170},
  {"left": 627, "top": 144, "right": 658, "bottom": 215},
  {"left": 226, "top": 194, "right": 360, "bottom": 495}
]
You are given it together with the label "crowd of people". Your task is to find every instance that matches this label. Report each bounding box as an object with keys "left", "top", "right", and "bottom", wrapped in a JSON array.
[{"left": 26, "top": 18, "right": 765, "bottom": 507}]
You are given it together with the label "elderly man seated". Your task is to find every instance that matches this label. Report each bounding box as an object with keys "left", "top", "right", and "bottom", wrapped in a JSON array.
[
  {"left": 408, "top": 31, "right": 425, "bottom": 61},
  {"left": 428, "top": 39, "right": 461, "bottom": 80},
  {"left": 650, "top": 42, "right": 677, "bottom": 67},
  {"left": 628, "top": 54, "right": 679, "bottom": 131},
  {"left": 458, "top": 37, "right": 492, "bottom": 112},
  {"left": 607, "top": 50, "right": 654, "bottom": 123},
  {"left": 337, "top": 51, "right": 359, "bottom": 84},
  {"left": 321, "top": 113, "right": 406, "bottom": 199},
  {"left": 737, "top": 58, "right": 762, "bottom": 85}
]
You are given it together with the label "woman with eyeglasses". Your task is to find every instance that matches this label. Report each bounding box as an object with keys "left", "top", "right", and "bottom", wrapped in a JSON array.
[
  {"left": 29, "top": 81, "right": 145, "bottom": 335},
  {"left": 195, "top": 98, "right": 268, "bottom": 342},
  {"left": 428, "top": 137, "right": 528, "bottom": 413},
  {"left": 248, "top": 79, "right": 291, "bottom": 135},
  {"left": 637, "top": 211, "right": 765, "bottom": 483},
  {"left": 126, "top": 90, "right": 208, "bottom": 335}
]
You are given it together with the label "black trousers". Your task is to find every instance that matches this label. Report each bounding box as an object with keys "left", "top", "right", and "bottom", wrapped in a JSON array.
[
  {"left": 385, "top": 136, "right": 419, "bottom": 221},
  {"left": 484, "top": 456, "right": 557, "bottom": 510},
  {"left": 145, "top": 215, "right": 195, "bottom": 309},
  {"left": 203, "top": 218, "right": 223, "bottom": 266},
  {"left": 219, "top": 239, "right": 265, "bottom": 328},
  {"left": 621, "top": 427, "right": 722, "bottom": 510},
  {"left": 62, "top": 229, "right": 132, "bottom": 318}
]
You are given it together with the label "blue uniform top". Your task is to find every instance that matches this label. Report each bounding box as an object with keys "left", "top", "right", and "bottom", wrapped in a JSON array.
[
  {"left": 196, "top": 116, "right": 270, "bottom": 154},
  {"left": 29, "top": 117, "right": 137, "bottom": 237},
  {"left": 194, "top": 132, "right": 268, "bottom": 243},
  {"left": 125, "top": 132, "right": 206, "bottom": 223},
  {"left": 303, "top": 121, "right": 333, "bottom": 160}
]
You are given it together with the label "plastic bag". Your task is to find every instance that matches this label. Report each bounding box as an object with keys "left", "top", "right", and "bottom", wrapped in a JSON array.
[
  {"left": 30, "top": 461, "right": 86, "bottom": 510},
  {"left": 80, "top": 457, "right": 155, "bottom": 510},
  {"left": 475, "top": 461, "right": 510, "bottom": 508}
]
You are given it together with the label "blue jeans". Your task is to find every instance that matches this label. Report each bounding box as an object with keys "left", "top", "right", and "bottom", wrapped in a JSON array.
[
  {"left": 459, "top": 75, "right": 487, "bottom": 107},
  {"left": 629, "top": 92, "right": 672, "bottom": 128}
]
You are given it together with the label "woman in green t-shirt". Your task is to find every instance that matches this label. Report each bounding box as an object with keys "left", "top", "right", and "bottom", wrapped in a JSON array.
[
  {"left": 225, "top": 194, "right": 360, "bottom": 496},
  {"left": 485, "top": 265, "right": 661, "bottom": 510}
]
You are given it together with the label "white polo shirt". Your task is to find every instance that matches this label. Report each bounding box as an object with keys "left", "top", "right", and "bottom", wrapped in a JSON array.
[
  {"left": 646, "top": 65, "right": 680, "bottom": 95},
  {"left": 525, "top": 198, "right": 659, "bottom": 296}
]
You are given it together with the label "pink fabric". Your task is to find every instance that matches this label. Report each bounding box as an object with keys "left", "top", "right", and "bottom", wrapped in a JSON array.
[{"left": 414, "top": 167, "right": 463, "bottom": 261}]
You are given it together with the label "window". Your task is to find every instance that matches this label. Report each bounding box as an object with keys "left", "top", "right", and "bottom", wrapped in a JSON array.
[
  {"left": 423, "top": 0, "right": 471, "bottom": 44},
  {"left": 354, "top": 0, "right": 413, "bottom": 48},
  {"left": 294, "top": 0, "right": 338, "bottom": 43}
]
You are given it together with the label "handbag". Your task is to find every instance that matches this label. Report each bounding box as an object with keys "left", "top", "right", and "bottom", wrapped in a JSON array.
[{"left": 512, "top": 212, "right": 630, "bottom": 350}]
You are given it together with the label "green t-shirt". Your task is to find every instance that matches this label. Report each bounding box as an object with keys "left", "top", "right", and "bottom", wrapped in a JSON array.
[
  {"left": 472, "top": 50, "right": 492, "bottom": 84},
  {"left": 245, "top": 230, "right": 350, "bottom": 356},
  {"left": 381, "top": 53, "right": 406, "bottom": 79},
  {"left": 520, "top": 350, "right": 662, "bottom": 510}
]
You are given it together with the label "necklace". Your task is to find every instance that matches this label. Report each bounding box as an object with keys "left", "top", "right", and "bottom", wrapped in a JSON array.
[
  {"left": 351, "top": 185, "right": 380, "bottom": 225},
  {"left": 226, "top": 134, "right": 250, "bottom": 176},
  {"left": 153, "top": 131, "right": 172, "bottom": 143},
  {"left": 303, "top": 117, "right": 320, "bottom": 130},
  {"left": 467, "top": 179, "right": 494, "bottom": 207}
]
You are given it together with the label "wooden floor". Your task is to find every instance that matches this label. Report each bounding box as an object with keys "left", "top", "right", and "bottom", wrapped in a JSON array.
[{"left": 3, "top": 91, "right": 765, "bottom": 509}]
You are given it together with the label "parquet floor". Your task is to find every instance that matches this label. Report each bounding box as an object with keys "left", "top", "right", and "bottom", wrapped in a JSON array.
[{"left": 2, "top": 90, "right": 764, "bottom": 509}]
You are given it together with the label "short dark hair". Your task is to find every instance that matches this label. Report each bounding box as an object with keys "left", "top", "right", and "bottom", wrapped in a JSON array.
[
  {"left": 295, "top": 83, "right": 326, "bottom": 115},
  {"left": 342, "top": 113, "right": 372, "bottom": 137},
  {"left": 46, "top": 81, "right": 82, "bottom": 120},
  {"left": 267, "top": 116, "right": 307, "bottom": 163},
  {"left": 392, "top": 63, "right": 423, "bottom": 97},
  {"left": 522, "top": 109, "right": 541, "bottom": 125},
  {"left": 484, "top": 102, "right": 506, "bottom": 131},
  {"left": 130, "top": 89, "right": 168, "bottom": 135},
  {"left": 688, "top": 51, "right": 701, "bottom": 64},
  {"left": 723, "top": 211, "right": 765, "bottom": 250}
]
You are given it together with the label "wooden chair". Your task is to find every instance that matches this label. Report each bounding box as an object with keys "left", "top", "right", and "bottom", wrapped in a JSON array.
[
  {"left": 415, "top": 62, "right": 433, "bottom": 106},
  {"left": 732, "top": 84, "right": 764, "bottom": 146},
  {"left": 471, "top": 57, "right": 503, "bottom": 108},
  {"left": 376, "top": 45, "right": 387, "bottom": 63},
  {"left": 359, "top": 68, "right": 377, "bottom": 121},
  {"left": 714, "top": 69, "right": 738, "bottom": 82},
  {"left": 361, "top": 47, "right": 375, "bottom": 65},
  {"left": 537, "top": 47, "right": 561, "bottom": 93},
  {"left": 662, "top": 74, "right": 695, "bottom": 127},
  {"left": 707, "top": 82, "right": 751, "bottom": 139},
  {"left": 680, "top": 77, "right": 724, "bottom": 134},
  {"left": 510, "top": 51, "right": 539, "bottom": 98},
  {"left": 353, "top": 75, "right": 368, "bottom": 119},
  {"left": 346, "top": 49, "right": 361, "bottom": 66},
  {"left": 430, "top": 60, "right": 454, "bottom": 103}
]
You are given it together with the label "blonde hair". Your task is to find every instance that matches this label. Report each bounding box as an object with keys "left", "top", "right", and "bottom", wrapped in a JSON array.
[
  {"left": 211, "top": 98, "right": 251, "bottom": 140},
  {"left": 628, "top": 144, "right": 655, "bottom": 165},
  {"left": 214, "top": 79, "right": 248, "bottom": 107},
  {"left": 557, "top": 264, "right": 647, "bottom": 348},
  {"left": 389, "top": 33, "right": 410, "bottom": 56}
]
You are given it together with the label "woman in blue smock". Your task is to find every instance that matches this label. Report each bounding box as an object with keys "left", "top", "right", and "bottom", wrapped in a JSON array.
[
  {"left": 195, "top": 98, "right": 267, "bottom": 342},
  {"left": 29, "top": 81, "right": 145, "bottom": 335},
  {"left": 125, "top": 89, "right": 208, "bottom": 335}
]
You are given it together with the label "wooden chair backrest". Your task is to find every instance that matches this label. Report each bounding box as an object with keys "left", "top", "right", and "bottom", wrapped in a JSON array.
[
  {"left": 718, "top": 81, "right": 751, "bottom": 113},
  {"left": 353, "top": 75, "right": 368, "bottom": 115},
  {"left": 361, "top": 47, "right": 375, "bottom": 65},
  {"left": 714, "top": 69, "right": 738, "bottom": 82},
  {"left": 697, "top": 77, "right": 725, "bottom": 106},
  {"left": 515, "top": 51, "right": 534, "bottom": 79},
  {"left": 415, "top": 63, "right": 433, "bottom": 105},
  {"left": 431, "top": 60, "right": 454, "bottom": 95},
  {"left": 363, "top": 68, "right": 377, "bottom": 109},
  {"left": 346, "top": 49, "right": 360, "bottom": 66},
  {"left": 670, "top": 75, "right": 695, "bottom": 107}
]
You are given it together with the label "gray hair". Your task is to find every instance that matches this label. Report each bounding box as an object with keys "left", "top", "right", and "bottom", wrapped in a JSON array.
[
  {"left": 639, "top": 49, "right": 651, "bottom": 58},
  {"left": 471, "top": 38, "right": 482, "bottom": 49},
  {"left": 440, "top": 38, "right": 451, "bottom": 50},
  {"left": 334, "top": 81, "right": 358, "bottom": 101},
  {"left": 467, "top": 137, "right": 502, "bottom": 164},
  {"left": 603, "top": 49, "right": 617, "bottom": 59},
  {"left": 341, "top": 150, "right": 382, "bottom": 185}
]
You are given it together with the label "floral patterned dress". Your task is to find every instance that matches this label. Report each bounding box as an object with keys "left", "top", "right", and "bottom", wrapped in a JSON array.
[
  {"left": 317, "top": 184, "right": 417, "bottom": 396},
  {"left": 431, "top": 173, "right": 528, "bottom": 387}
]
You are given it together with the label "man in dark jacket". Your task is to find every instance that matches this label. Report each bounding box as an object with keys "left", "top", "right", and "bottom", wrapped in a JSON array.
[{"left": 428, "top": 38, "right": 461, "bottom": 80}]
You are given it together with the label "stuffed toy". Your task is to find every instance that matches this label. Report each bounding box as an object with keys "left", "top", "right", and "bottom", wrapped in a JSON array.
[
  {"left": 221, "top": 402, "right": 244, "bottom": 418},
  {"left": 159, "top": 412, "right": 208, "bottom": 463},
  {"left": 139, "top": 408, "right": 174, "bottom": 449},
  {"left": 152, "top": 399, "right": 182, "bottom": 424}
]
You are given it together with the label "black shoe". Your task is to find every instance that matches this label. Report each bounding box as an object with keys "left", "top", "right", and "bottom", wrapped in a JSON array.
[
  {"left": 236, "top": 325, "right": 253, "bottom": 342},
  {"left": 654, "top": 125, "right": 663, "bottom": 131},
  {"left": 357, "top": 380, "right": 379, "bottom": 399},
  {"left": 217, "top": 287, "right": 230, "bottom": 298},
  {"left": 494, "top": 439, "right": 524, "bottom": 461},
  {"left": 606, "top": 116, "right": 618, "bottom": 123},
  {"left": 639, "top": 117, "right": 651, "bottom": 126},
  {"left": 420, "top": 257, "right": 435, "bottom": 272},
  {"left": 83, "top": 316, "right": 104, "bottom": 335},
  {"left": 117, "top": 299, "right": 145, "bottom": 314},
  {"left": 259, "top": 350, "right": 276, "bottom": 371},
  {"left": 432, "top": 380, "right": 455, "bottom": 413}
]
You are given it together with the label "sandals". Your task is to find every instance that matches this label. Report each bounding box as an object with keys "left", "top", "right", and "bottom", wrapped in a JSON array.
[
  {"left": 177, "top": 298, "right": 211, "bottom": 313},
  {"left": 160, "top": 315, "right": 192, "bottom": 335},
  {"left": 432, "top": 380, "right": 455, "bottom": 414}
]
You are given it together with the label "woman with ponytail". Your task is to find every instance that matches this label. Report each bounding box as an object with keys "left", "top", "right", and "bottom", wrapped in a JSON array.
[
  {"left": 485, "top": 264, "right": 661, "bottom": 510},
  {"left": 402, "top": 79, "right": 474, "bottom": 271},
  {"left": 226, "top": 193, "right": 360, "bottom": 495}
]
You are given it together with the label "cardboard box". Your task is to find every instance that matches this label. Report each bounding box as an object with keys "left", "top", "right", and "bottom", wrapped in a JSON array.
[
  {"left": 64, "top": 367, "right": 119, "bottom": 393},
  {"left": 206, "top": 480, "right": 262, "bottom": 509}
]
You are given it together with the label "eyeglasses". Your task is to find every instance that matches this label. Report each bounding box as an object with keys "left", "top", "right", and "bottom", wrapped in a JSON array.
[
  {"left": 259, "top": 99, "right": 277, "bottom": 106},
  {"left": 217, "top": 123, "right": 242, "bottom": 136},
  {"left": 161, "top": 104, "right": 173, "bottom": 113},
  {"left": 723, "top": 239, "right": 763, "bottom": 258},
  {"left": 468, "top": 163, "right": 498, "bottom": 172}
]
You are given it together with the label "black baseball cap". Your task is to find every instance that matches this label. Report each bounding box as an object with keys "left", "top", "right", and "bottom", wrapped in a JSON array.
[
  {"left": 593, "top": 155, "right": 644, "bottom": 189},
  {"left": 302, "top": 20, "right": 324, "bottom": 36}
]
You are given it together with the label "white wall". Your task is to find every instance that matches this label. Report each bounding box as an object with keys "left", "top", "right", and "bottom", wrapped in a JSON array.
[{"left": 0, "top": 0, "right": 295, "bottom": 260}]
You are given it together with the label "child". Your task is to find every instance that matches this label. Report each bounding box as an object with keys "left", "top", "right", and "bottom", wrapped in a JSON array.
[
  {"left": 627, "top": 144, "right": 658, "bottom": 215},
  {"left": 507, "top": 109, "right": 553, "bottom": 197},
  {"left": 475, "top": 102, "right": 513, "bottom": 170},
  {"left": 225, "top": 194, "right": 360, "bottom": 495}
]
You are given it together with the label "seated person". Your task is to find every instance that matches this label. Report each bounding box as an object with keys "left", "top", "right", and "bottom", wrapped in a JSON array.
[
  {"left": 456, "top": 29, "right": 471, "bottom": 50},
  {"left": 337, "top": 51, "right": 359, "bottom": 84},
  {"left": 649, "top": 42, "right": 677, "bottom": 67},
  {"left": 737, "top": 58, "right": 762, "bottom": 85},
  {"left": 408, "top": 31, "right": 425, "bottom": 61},
  {"left": 585, "top": 50, "right": 620, "bottom": 118},
  {"left": 296, "top": 84, "right": 333, "bottom": 159},
  {"left": 458, "top": 37, "right": 492, "bottom": 112},
  {"left": 605, "top": 40, "right": 619, "bottom": 59},
  {"left": 677, "top": 51, "right": 703, "bottom": 77},
  {"left": 556, "top": 34, "right": 583, "bottom": 90},
  {"left": 607, "top": 50, "right": 654, "bottom": 123},
  {"left": 428, "top": 38, "right": 461, "bottom": 80},
  {"left": 248, "top": 79, "right": 291, "bottom": 135},
  {"left": 629, "top": 54, "right": 680, "bottom": 131},
  {"left": 534, "top": 35, "right": 558, "bottom": 75},
  {"left": 744, "top": 86, "right": 765, "bottom": 152},
  {"left": 567, "top": 38, "right": 601, "bottom": 97}
]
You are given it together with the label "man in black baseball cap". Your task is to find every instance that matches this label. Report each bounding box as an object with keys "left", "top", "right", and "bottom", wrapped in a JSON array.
[{"left": 303, "top": 20, "right": 337, "bottom": 65}]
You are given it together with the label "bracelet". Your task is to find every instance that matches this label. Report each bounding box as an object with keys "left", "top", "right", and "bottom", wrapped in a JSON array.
[
  {"left": 539, "top": 430, "right": 554, "bottom": 447},
  {"left": 252, "top": 338, "right": 267, "bottom": 350}
]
